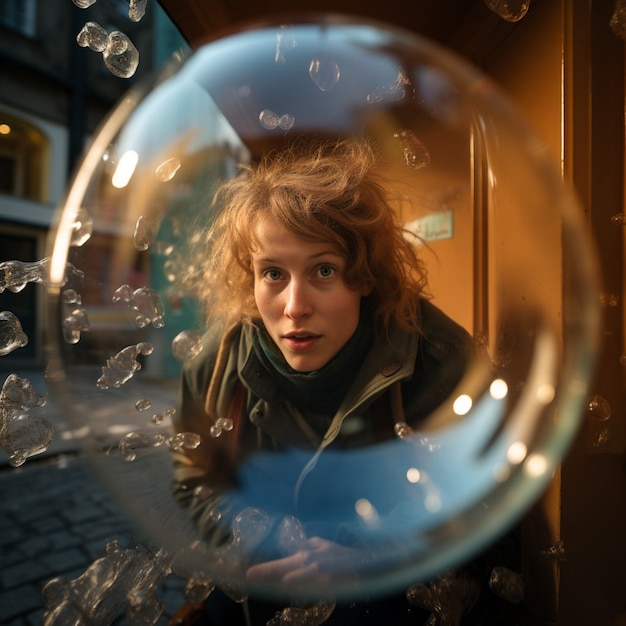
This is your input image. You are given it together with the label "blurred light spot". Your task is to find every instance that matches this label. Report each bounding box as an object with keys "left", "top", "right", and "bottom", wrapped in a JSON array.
[
  {"left": 453, "top": 394, "right": 472, "bottom": 415},
  {"left": 507, "top": 441, "right": 527, "bottom": 464},
  {"left": 536, "top": 383, "right": 555, "bottom": 404},
  {"left": 425, "top": 494, "right": 441, "bottom": 513},
  {"left": 525, "top": 453, "right": 548, "bottom": 477},
  {"left": 108, "top": 424, "right": 137, "bottom": 435},
  {"left": 489, "top": 378, "right": 508, "bottom": 400},
  {"left": 112, "top": 150, "right": 138, "bottom": 188},
  {"left": 355, "top": 498, "right": 380, "bottom": 525},
  {"left": 0, "top": 124, "right": 10, "bottom": 135},
  {"left": 406, "top": 467, "right": 421, "bottom": 483},
  {"left": 61, "top": 425, "right": 90, "bottom": 440}
]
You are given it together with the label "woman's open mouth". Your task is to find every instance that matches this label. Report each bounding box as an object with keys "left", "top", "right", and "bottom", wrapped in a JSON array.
[{"left": 283, "top": 333, "right": 321, "bottom": 351}]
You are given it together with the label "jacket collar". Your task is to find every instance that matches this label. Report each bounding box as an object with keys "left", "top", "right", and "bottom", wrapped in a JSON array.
[{"left": 240, "top": 322, "right": 417, "bottom": 405}]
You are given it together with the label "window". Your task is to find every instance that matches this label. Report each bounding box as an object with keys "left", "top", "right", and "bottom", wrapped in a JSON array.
[
  {"left": 0, "top": 0, "right": 37, "bottom": 37},
  {"left": 0, "top": 115, "right": 47, "bottom": 201}
]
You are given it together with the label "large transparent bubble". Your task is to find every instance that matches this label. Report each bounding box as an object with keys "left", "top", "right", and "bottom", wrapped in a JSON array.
[{"left": 45, "top": 16, "right": 598, "bottom": 604}]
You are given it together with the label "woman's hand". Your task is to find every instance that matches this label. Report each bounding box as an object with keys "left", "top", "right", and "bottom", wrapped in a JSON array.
[{"left": 246, "top": 536, "right": 360, "bottom": 585}]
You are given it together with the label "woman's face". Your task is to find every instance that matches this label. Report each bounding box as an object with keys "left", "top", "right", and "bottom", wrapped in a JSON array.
[{"left": 251, "top": 217, "right": 368, "bottom": 372}]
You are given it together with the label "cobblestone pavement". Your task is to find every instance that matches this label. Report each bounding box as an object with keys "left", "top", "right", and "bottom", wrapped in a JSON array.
[
  {"left": 0, "top": 454, "right": 186, "bottom": 625},
  {"left": 0, "top": 368, "right": 187, "bottom": 625}
]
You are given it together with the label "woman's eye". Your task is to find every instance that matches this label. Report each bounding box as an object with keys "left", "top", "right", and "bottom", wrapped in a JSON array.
[
  {"left": 317, "top": 265, "right": 335, "bottom": 278},
  {"left": 263, "top": 269, "right": 282, "bottom": 281}
]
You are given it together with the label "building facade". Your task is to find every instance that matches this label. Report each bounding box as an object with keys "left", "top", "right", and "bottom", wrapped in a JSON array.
[{"left": 0, "top": 0, "right": 182, "bottom": 368}]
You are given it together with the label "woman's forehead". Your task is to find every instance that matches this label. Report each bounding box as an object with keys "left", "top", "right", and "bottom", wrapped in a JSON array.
[{"left": 250, "top": 216, "right": 343, "bottom": 259}]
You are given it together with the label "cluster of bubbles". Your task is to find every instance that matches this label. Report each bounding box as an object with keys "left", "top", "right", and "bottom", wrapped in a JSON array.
[
  {"left": 42, "top": 539, "right": 171, "bottom": 626},
  {"left": 73, "top": 0, "right": 147, "bottom": 79},
  {"left": 0, "top": 258, "right": 83, "bottom": 465},
  {"left": 39, "top": 511, "right": 528, "bottom": 626},
  {"left": 72, "top": 0, "right": 147, "bottom": 21},
  {"left": 117, "top": 430, "right": 200, "bottom": 462}
]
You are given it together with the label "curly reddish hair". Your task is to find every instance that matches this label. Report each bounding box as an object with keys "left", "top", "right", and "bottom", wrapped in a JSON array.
[{"left": 189, "top": 137, "right": 429, "bottom": 333}]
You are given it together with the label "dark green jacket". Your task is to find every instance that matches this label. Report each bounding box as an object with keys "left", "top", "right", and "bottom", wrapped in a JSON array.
[{"left": 171, "top": 299, "right": 474, "bottom": 547}]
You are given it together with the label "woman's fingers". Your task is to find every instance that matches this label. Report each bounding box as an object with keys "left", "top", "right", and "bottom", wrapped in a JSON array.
[{"left": 246, "top": 550, "right": 308, "bottom": 582}]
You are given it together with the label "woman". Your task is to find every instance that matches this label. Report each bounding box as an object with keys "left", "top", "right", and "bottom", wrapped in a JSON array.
[{"left": 171, "top": 138, "right": 487, "bottom": 625}]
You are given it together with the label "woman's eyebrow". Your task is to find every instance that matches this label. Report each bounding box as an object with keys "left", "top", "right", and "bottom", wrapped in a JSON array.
[{"left": 252, "top": 250, "right": 342, "bottom": 264}]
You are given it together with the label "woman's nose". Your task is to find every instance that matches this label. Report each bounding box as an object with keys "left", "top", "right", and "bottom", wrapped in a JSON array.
[{"left": 284, "top": 280, "right": 313, "bottom": 319}]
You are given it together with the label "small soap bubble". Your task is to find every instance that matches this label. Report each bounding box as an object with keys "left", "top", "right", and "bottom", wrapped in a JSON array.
[
  {"left": 267, "top": 602, "right": 336, "bottom": 626},
  {"left": 169, "top": 432, "right": 201, "bottom": 451},
  {"left": 394, "top": 130, "right": 431, "bottom": 169},
  {"left": 119, "top": 432, "right": 151, "bottom": 462},
  {"left": 208, "top": 418, "right": 233, "bottom": 438},
  {"left": 542, "top": 540, "right": 566, "bottom": 564},
  {"left": 155, "top": 157, "right": 181, "bottom": 182},
  {"left": 275, "top": 26, "right": 297, "bottom": 64},
  {"left": 259, "top": 109, "right": 295, "bottom": 131},
  {"left": 153, "top": 433, "right": 167, "bottom": 446},
  {"left": 184, "top": 576, "right": 215, "bottom": 604},
  {"left": 600, "top": 292, "right": 619, "bottom": 307},
  {"left": 0, "top": 374, "right": 51, "bottom": 466},
  {"left": 232, "top": 508, "right": 272, "bottom": 549},
  {"left": 107, "top": 31, "right": 128, "bottom": 55},
  {"left": 0, "top": 258, "right": 83, "bottom": 293},
  {"left": 171, "top": 330, "right": 203, "bottom": 361},
  {"left": 129, "top": 0, "right": 147, "bottom": 22},
  {"left": 217, "top": 417, "right": 233, "bottom": 432},
  {"left": 484, "top": 0, "right": 530, "bottom": 22},
  {"left": 488, "top": 566, "right": 524, "bottom": 603},
  {"left": 3, "top": 415, "right": 54, "bottom": 468},
  {"left": 76, "top": 21, "right": 108, "bottom": 52},
  {"left": 278, "top": 113, "right": 295, "bottom": 130},
  {"left": 133, "top": 215, "right": 157, "bottom": 251},
  {"left": 259, "top": 109, "right": 280, "bottom": 130},
  {"left": 309, "top": 58, "right": 341, "bottom": 91},
  {"left": 63, "top": 307, "right": 90, "bottom": 344},
  {"left": 587, "top": 394, "right": 611, "bottom": 421},
  {"left": 63, "top": 289, "right": 81, "bottom": 305},
  {"left": 164, "top": 407, "right": 176, "bottom": 419},
  {"left": 70, "top": 208, "right": 94, "bottom": 246},
  {"left": 0, "top": 311, "right": 28, "bottom": 356},
  {"left": 112, "top": 284, "right": 165, "bottom": 328},
  {"left": 610, "top": 212, "right": 626, "bottom": 225},
  {"left": 1, "top": 373, "right": 46, "bottom": 410},
  {"left": 0, "top": 259, "right": 46, "bottom": 293},
  {"left": 104, "top": 31, "right": 139, "bottom": 79},
  {"left": 151, "top": 413, "right": 163, "bottom": 425},
  {"left": 135, "top": 398, "right": 151, "bottom": 412},
  {"left": 96, "top": 342, "right": 153, "bottom": 390},
  {"left": 277, "top": 515, "right": 308, "bottom": 555},
  {"left": 394, "top": 421, "right": 414, "bottom": 438},
  {"left": 611, "top": 0, "right": 626, "bottom": 39},
  {"left": 72, "top": 0, "right": 97, "bottom": 8},
  {"left": 589, "top": 426, "right": 612, "bottom": 452},
  {"left": 367, "top": 67, "right": 413, "bottom": 104},
  {"left": 193, "top": 485, "right": 213, "bottom": 500}
]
